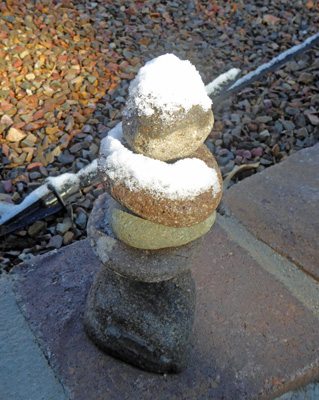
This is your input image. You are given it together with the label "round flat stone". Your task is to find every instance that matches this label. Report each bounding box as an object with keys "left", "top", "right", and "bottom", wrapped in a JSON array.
[
  {"left": 99, "top": 144, "right": 223, "bottom": 228},
  {"left": 122, "top": 105, "right": 214, "bottom": 161},
  {"left": 108, "top": 196, "right": 216, "bottom": 250},
  {"left": 87, "top": 193, "right": 205, "bottom": 282}
]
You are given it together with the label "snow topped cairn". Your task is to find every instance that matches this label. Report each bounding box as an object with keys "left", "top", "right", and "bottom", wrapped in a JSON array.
[
  {"left": 85, "top": 54, "right": 223, "bottom": 374},
  {"left": 98, "top": 54, "right": 223, "bottom": 249},
  {"left": 122, "top": 54, "right": 214, "bottom": 161}
]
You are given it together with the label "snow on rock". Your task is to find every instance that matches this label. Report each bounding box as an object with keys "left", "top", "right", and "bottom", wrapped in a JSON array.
[
  {"left": 122, "top": 53, "right": 212, "bottom": 121},
  {"left": 99, "top": 122, "right": 221, "bottom": 201}
]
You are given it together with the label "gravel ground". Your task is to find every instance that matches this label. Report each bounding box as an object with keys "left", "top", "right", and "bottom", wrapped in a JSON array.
[{"left": 1, "top": 0, "right": 318, "bottom": 270}]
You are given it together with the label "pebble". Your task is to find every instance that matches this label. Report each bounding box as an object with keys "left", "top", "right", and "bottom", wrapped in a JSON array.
[
  {"left": 69, "top": 143, "right": 82, "bottom": 154},
  {"left": 306, "top": 113, "right": 319, "bottom": 126},
  {"left": 29, "top": 172, "right": 42, "bottom": 180},
  {"left": 28, "top": 221, "right": 47, "bottom": 237},
  {"left": 75, "top": 209, "right": 88, "bottom": 230},
  {"left": 275, "top": 121, "right": 283, "bottom": 133},
  {"left": 56, "top": 218, "right": 73, "bottom": 235},
  {"left": 47, "top": 235, "right": 63, "bottom": 249},
  {"left": 281, "top": 120, "right": 296, "bottom": 131},
  {"left": 3, "top": 180, "right": 12, "bottom": 193},
  {"left": 39, "top": 166, "right": 48, "bottom": 177},
  {"left": 260, "top": 158, "right": 273, "bottom": 166},
  {"left": 222, "top": 133, "right": 233, "bottom": 147},
  {"left": 6, "top": 127, "right": 27, "bottom": 142},
  {"left": 18, "top": 253, "right": 34, "bottom": 262},
  {"left": 205, "top": 139, "right": 215, "bottom": 154},
  {"left": 251, "top": 147, "right": 264, "bottom": 157},
  {"left": 58, "top": 153, "right": 75, "bottom": 164},
  {"left": 295, "top": 127, "right": 309, "bottom": 139},
  {"left": 285, "top": 107, "right": 300, "bottom": 116},
  {"left": 216, "top": 149, "right": 234, "bottom": 166},
  {"left": 242, "top": 150, "right": 252, "bottom": 160},
  {"left": 256, "top": 116, "right": 273, "bottom": 123},
  {"left": 259, "top": 130, "right": 270, "bottom": 141},
  {"left": 220, "top": 160, "right": 235, "bottom": 175},
  {"left": 63, "top": 231, "right": 75, "bottom": 246},
  {"left": 298, "top": 72, "right": 313, "bottom": 84}
]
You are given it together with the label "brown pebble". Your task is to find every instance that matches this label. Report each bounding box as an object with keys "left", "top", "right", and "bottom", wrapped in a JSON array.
[{"left": 63, "top": 231, "right": 75, "bottom": 246}]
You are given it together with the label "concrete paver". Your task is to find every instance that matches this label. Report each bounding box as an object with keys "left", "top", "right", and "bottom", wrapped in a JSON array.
[
  {"left": 0, "top": 277, "right": 67, "bottom": 400},
  {"left": 4, "top": 144, "right": 319, "bottom": 399},
  {"left": 11, "top": 219, "right": 319, "bottom": 400},
  {"left": 278, "top": 383, "right": 319, "bottom": 400},
  {"left": 222, "top": 143, "right": 319, "bottom": 280}
]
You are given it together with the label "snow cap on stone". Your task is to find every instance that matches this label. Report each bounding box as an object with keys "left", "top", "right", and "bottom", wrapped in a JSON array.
[
  {"left": 99, "top": 123, "right": 221, "bottom": 201},
  {"left": 122, "top": 54, "right": 212, "bottom": 120}
]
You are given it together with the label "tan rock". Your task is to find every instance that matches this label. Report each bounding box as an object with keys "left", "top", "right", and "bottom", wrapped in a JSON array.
[
  {"left": 122, "top": 105, "right": 214, "bottom": 161},
  {"left": 46, "top": 126, "right": 59, "bottom": 135},
  {"left": 26, "top": 73, "right": 35, "bottom": 81},
  {"left": 99, "top": 144, "right": 223, "bottom": 228},
  {"left": 108, "top": 197, "right": 216, "bottom": 250},
  {"left": 1, "top": 115, "right": 13, "bottom": 126},
  {"left": 6, "top": 127, "right": 27, "bottom": 142}
]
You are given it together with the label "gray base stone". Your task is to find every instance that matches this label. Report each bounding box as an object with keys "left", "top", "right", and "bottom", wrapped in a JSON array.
[
  {"left": 88, "top": 193, "right": 205, "bottom": 282},
  {"left": 84, "top": 265, "right": 196, "bottom": 374}
]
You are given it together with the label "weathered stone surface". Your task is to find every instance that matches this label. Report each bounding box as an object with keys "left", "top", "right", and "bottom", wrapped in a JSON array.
[
  {"left": 84, "top": 265, "right": 195, "bottom": 374},
  {"left": 222, "top": 143, "right": 319, "bottom": 279},
  {"left": 100, "top": 144, "right": 223, "bottom": 228},
  {"left": 122, "top": 105, "right": 214, "bottom": 161},
  {"left": 108, "top": 196, "right": 216, "bottom": 250},
  {"left": 88, "top": 193, "right": 204, "bottom": 282}
]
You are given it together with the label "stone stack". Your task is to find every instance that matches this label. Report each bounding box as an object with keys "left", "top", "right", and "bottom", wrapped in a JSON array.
[{"left": 84, "top": 54, "right": 223, "bottom": 373}]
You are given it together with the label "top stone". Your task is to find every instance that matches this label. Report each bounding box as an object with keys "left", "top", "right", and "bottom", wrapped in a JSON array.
[{"left": 122, "top": 54, "right": 214, "bottom": 161}]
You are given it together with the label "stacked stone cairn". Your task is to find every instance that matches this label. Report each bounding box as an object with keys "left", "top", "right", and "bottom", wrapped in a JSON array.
[{"left": 84, "top": 54, "right": 223, "bottom": 373}]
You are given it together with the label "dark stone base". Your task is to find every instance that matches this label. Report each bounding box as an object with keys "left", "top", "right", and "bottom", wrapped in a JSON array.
[{"left": 84, "top": 265, "right": 196, "bottom": 374}]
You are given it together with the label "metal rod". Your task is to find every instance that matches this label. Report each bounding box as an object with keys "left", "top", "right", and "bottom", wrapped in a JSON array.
[{"left": 211, "top": 32, "right": 319, "bottom": 102}]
